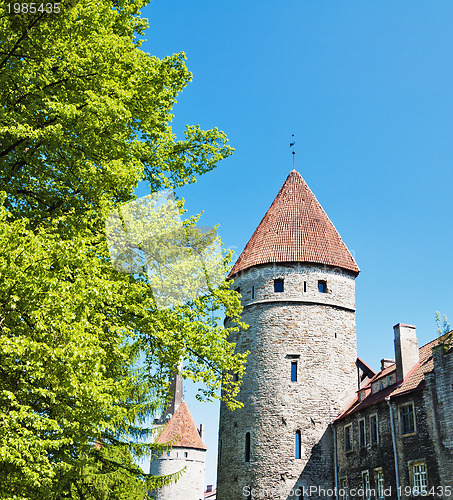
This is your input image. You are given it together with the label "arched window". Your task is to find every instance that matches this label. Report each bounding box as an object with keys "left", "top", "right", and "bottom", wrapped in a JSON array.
[
  {"left": 295, "top": 431, "right": 301, "bottom": 459},
  {"left": 245, "top": 432, "right": 251, "bottom": 462}
]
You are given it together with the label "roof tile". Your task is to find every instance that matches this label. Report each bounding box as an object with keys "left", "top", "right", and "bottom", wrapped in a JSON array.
[
  {"left": 336, "top": 336, "right": 448, "bottom": 420},
  {"left": 155, "top": 401, "right": 207, "bottom": 450}
]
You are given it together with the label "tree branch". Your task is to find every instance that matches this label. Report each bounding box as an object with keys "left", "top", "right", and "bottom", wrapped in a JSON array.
[{"left": 0, "top": 13, "right": 46, "bottom": 71}]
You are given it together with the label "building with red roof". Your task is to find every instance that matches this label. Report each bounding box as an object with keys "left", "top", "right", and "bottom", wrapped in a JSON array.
[
  {"left": 216, "top": 170, "right": 453, "bottom": 500},
  {"left": 333, "top": 324, "right": 453, "bottom": 500}
]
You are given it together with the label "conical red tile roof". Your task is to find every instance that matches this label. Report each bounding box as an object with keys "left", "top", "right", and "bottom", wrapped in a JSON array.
[
  {"left": 229, "top": 170, "right": 359, "bottom": 277},
  {"left": 155, "top": 401, "right": 207, "bottom": 450}
]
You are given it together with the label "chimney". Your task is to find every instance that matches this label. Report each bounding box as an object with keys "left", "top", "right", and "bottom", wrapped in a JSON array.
[
  {"left": 394, "top": 323, "right": 419, "bottom": 382},
  {"left": 380, "top": 358, "right": 396, "bottom": 371},
  {"left": 199, "top": 423, "right": 204, "bottom": 441}
]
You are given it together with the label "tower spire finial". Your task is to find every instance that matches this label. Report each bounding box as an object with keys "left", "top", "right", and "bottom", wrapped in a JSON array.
[
  {"left": 154, "top": 362, "right": 183, "bottom": 424},
  {"left": 290, "top": 134, "right": 295, "bottom": 170}
]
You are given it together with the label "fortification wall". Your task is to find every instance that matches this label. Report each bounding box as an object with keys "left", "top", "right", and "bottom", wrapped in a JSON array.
[
  {"left": 217, "top": 264, "right": 357, "bottom": 500},
  {"left": 150, "top": 447, "right": 206, "bottom": 500}
]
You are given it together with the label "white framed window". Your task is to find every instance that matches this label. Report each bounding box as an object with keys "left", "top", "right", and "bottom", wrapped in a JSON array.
[
  {"left": 411, "top": 462, "right": 428, "bottom": 495},
  {"left": 359, "top": 418, "right": 366, "bottom": 447},
  {"left": 370, "top": 414, "right": 379, "bottom": 444},
  {"left": 339, "top": 478, "right": 349, "bottom": 500},
  {"left": 375, "top": 468, "right": 385, "bottom": 499},
  {"left": 362, "top": 471, "right": 371, "bottom": 500},
  {"left": 344, "top": 424, "right": 353, "bottom": 452},
  {"left": 400, "top": 403, "right": 416, "bottom": 435}
]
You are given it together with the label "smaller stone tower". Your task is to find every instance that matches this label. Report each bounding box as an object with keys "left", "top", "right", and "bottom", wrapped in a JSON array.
[{"left": 150, "top": 374, "right": 207, "bottom": 500}]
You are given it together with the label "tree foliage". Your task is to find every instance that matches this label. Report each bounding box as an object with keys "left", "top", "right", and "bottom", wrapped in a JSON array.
[
  {"left": 0, "top": 1, "right": 247, "bottom": 497},
  {"left": 435, "top": 311, "right": 452, "bottom": 352}
]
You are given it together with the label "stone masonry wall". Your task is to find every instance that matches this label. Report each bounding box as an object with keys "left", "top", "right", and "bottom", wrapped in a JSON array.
[
  {"left": 425, "top": 346, "right": 453, "bottom": 493},
  {"left": 149, "top": 447, "right": 206, "bottom": 500},
  {"left": 217, "top": 264, "right": 358, "bottom": 500},
  {"left": 336, "top": 390, "right": 444, "bottom": 500}
]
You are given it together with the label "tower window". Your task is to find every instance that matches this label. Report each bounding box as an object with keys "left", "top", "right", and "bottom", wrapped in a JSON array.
[
  {"left": 291, "top": 361, "right": 297, "bottom": 382},
  {"left": 318, "top": 280, "right": 327, "bottom": 293},
  {"left": 274, "top": 279, "right": 284, "bottom": 293},
  {"left": 245, "top": 432, "right": 250, "bottom": 462},
  {"left": 304, "top": 281, "right": 307, "bottom": 293},
  {"left": 251, "top": 286, "right": 255, "bottom": 299},
  {"left": 295, "top": 430, "right": 301, "bottom": 459},
  {"left": 184, "top": 451, "right": 188, "bottom": 458}
]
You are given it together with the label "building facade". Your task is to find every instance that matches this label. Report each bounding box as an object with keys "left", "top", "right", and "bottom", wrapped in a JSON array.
[{"left": 334, "top": 324, "right": 453, "bottom": 500}]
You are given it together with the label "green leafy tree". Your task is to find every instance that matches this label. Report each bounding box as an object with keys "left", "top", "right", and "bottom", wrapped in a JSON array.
[
  {"left": 67, "top": 441, "right": 161, "bottom": 500},
  {"left": 0, "top": 1, "right": 247, "bottom": 498},
  {"left": 435, "top": 311, "right": 452, "bottom": 352}
]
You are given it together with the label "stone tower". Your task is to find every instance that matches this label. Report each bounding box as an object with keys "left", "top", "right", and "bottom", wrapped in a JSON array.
[
  {"left": 217, "top": 170, "right": 359, "bottom": 500},
  {"left": 150, "top": 373, "right": 207, "bottom": 500}
]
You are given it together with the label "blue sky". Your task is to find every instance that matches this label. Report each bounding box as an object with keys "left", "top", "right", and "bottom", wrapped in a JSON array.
[{"left": 138, "top": 0, "right": 453, "bottom": 487}]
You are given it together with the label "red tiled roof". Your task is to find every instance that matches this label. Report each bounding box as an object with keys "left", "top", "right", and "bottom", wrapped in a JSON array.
[
  {"left": 336, "top": 336, "right": 447, "bottom": 421},
  {"left": 155, "top": 401, "right": 207, "bottom": 450},
  {"left": 229, "top": 170, "right": 359, "bottom": 277},
  {"left": 367, "top": 364, "right": 396, "bottom": 385}
]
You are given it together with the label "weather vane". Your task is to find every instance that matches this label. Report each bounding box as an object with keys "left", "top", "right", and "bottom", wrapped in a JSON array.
[{"left": 290, "top": 134, "right": 295, "bottom": 170}]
